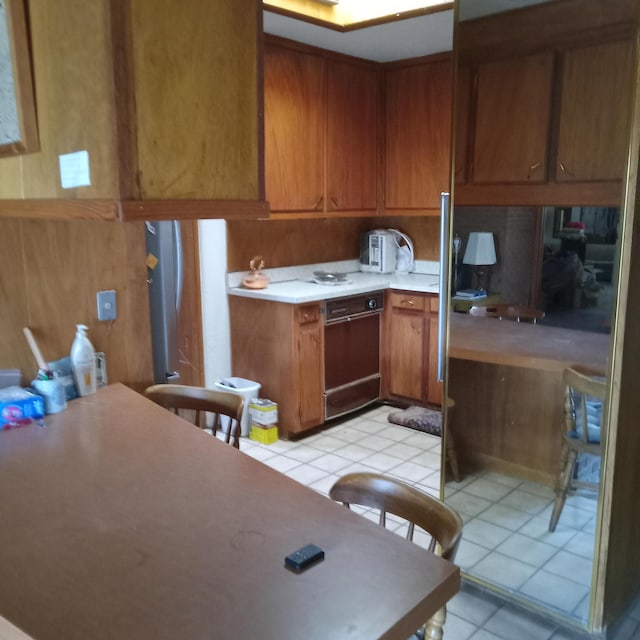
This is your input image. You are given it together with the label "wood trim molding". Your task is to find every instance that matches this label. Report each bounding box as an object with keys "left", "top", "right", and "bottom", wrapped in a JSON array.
[
  {"left": 264, "top": 34, "right": 380, "bottom": 68},
  {"left": 454, "top": 181, "right": 625, "bottom": 208},
  {"left": 0, "top": 199, "right": 271, "bottom": 221},
  {"left": 0, "top": 199, "right": 120, "bottom": 220},
  {"left": 458, "top": 0, "right": 638, "bottom": 65},
  {"left": 264, "top": 4, "right": 453, "bottom": 33},
  {"left": 382, "top": 51, "right": 452, "bottom": 70},
  {"left": 119, "top": 199, "right": 270, "bottom": 221}
]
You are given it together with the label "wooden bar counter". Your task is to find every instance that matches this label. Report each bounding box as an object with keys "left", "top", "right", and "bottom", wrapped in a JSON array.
[
  {"left": 0, "top": 384, "right": 459, "bottom": 640},
  {"left": 448, "top": 313, "right": 610, "bottom": 484}
]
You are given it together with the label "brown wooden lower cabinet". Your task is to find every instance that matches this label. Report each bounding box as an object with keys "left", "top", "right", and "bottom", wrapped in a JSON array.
[
  {"left": 230, "top": 290, "right": 443, "bottom": 438},
  {"left": 228, "top": 296, "right": 324, "bottom": 438},
  {"left": 382, "top": 290, "right": 442, "bottom": 407}
]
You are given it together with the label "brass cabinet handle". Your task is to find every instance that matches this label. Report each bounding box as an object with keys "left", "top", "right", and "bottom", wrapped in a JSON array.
[
  {"left": 559, "top": 162, "right": 576, "bottom": 177},
  {"left": 402, "top": 299, "right": 415, "bottom": 306},
  {"left": 527, "top": 162, "right": 542, "bottom": 180}
]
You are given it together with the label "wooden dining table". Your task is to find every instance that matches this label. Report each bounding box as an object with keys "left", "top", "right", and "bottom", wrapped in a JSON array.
[{"left": 0, "top": 384, "right": 459, "bottom": 640}]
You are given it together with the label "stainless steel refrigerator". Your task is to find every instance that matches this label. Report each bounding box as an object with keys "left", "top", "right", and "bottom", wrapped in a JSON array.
[{"left": 145, "top": 220, "right": 183, "bottom": 384}]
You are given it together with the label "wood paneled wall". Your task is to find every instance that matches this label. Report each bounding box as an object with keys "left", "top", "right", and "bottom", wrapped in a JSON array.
[
  {"left": 226, "top": 218, "right": 369, "bottom": 271},
  {"left": 226, "top": 216, "right": 440, "bottom": 271},
  {"left": 378, "top": 216, "right": 441, "bottom": 260},
  {"left": 0, "top": 219, "right": 153, "bottom": 390}
]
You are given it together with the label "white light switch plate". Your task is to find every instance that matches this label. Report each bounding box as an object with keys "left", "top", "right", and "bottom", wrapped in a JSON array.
[{"left": 97, "top": 290, "right": 117, "bottom": 321}]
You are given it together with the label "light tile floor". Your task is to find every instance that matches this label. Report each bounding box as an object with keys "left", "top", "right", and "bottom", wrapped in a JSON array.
[{"left": 233, "top": 404, "right": 640, "bottom": 640}]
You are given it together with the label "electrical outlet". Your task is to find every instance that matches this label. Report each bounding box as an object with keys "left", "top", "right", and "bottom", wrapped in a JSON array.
[{"left": 97, "top": 290, "right": 117, "bottom": 321}]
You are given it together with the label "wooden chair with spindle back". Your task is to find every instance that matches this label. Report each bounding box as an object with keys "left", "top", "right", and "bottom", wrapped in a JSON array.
[
  {"left": 548, "top": 367, "right": 607, "bottom": 532},
  {"left": 329, "top": 472, "right": 463, "bottom": 640},
  {"left": 469, "top": 303, "right": 545, "bottom": 323},
  {"left": 145, "top": 384, "right": 244, "bottom": 449}
]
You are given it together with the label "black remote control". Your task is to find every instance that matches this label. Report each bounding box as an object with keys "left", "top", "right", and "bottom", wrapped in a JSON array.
[{"left": 284, "top": 543, "right": 325, "bottom": 573}]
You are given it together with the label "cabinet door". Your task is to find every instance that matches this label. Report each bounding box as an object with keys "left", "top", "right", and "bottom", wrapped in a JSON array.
[
  {"left": 556, "top": 39, "right": 634, "bottom": 182},
  {"left": 386, "top": 293, "right": 428, "bottom": 402},
  {"left": 454, "top": 65, "right": 473, "bottom": 185},
  {"left": 385, "top": 58, "right": 452, "bottom": 210},
  {"left": 264, "top": 44, "right": 325, "bottom": 212},
  {"left": 296, "top": 319, "right": 324, "bottom": 429},
  {"left": 326, "top": 59, "right": 378, "bottom": 212},
  {"left": 132, "top": 0, "right": 260, "bottom": 201},
  {"left": 473, "top": 53, "right": 553, "bottom": 183}
]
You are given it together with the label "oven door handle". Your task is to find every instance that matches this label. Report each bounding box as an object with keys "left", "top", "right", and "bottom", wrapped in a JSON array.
[{"left": 437, "top": 192, "right": 450, "bottom": 382}]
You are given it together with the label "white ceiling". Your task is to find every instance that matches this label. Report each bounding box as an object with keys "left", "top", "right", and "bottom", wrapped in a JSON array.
[
  {"left": 263, "top": 0, "right": 555, "bottom": 62},
  {"left": 263, "top": 10, "right": 453, "bottom": 62}
]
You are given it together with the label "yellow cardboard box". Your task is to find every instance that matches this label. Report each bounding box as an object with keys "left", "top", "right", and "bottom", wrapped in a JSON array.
[{"left": 249, "top": 424, "right": 278, "bottom": 445}]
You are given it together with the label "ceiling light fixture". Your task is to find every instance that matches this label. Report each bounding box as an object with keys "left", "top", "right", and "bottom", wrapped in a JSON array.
[{"left": 263, "top": 1, "right": 451, "bottom": 29}]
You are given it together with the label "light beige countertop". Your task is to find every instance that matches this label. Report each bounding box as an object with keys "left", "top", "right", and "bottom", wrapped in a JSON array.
[{"left": 227, "top": 260, "right": 439, "bottom": 303}]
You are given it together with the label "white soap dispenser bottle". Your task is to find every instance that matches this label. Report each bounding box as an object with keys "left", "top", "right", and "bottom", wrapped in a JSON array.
[{"left": 70, "top": 324, "right": 97, "bottom": 396}]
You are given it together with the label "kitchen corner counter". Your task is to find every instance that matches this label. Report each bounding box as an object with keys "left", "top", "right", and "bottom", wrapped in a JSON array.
[{"left": 227, "top": 271, "right": 439, "bottom": 304}]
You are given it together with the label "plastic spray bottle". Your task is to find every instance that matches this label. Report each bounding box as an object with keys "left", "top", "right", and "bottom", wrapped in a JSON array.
[{"left": 70, "top": 324, "right": 97, "bottom": 396}]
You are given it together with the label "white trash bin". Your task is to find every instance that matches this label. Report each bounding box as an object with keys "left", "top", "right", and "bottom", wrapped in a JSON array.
[{"left": 214, "top": 377, "right": 261, "bottom": 437}]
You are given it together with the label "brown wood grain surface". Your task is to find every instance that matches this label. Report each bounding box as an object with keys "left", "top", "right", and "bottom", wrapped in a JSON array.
[
  {"left": 385, "top": 57, "right": 453, "bottom": 210},
  {"left": 229, "top": 296, "right": 324, "bottom": 436},
  {"left": 19, "top": 0, "right": 120, "bottom": 198},
  {"left": 264, "top": 42, "right": 325, "bottom": 211},
  {"left": 454, "top": 180, "right": 625, "bottom": 208},
  {"left": 326, "top": 58, "right": 379, "bottom": 212},
  {"left": 131, "top": 0, "right": 260, "bottom": 200},
  {"left": 0, "top": 219, "right": 152, "bottom": 389},
  {"left": 454, "top": 65, "right": 472, "bottom": 185},
  {"left": 556, "top": 39, "right": 635, "bottom": 183},
  {"left": 449, "top": 359, "right": 563, "bottom": 484},
  {"left": 226, "top": 217, "right": 371, "bottom": 271},
  {"left": 175, "top": 221, "right": 204, "bottom": 387},
  {"left": 448, "top": 287, "right": 609, "bottom": 482},
  {"left": 226, "top": 215, "right": 441, "bottom": 272},
  {"left": 457, "top": 0, "right": 637, "bottom": 65},
  {"left": 449, "top": 312, "right": 610, "bottom": 373},
  {"left": 472, "top": 53, "right": 553, "bottom": 184},
  {"left": 0, "top": 384, "right": 460, "bottom": 640},
  {"left": 0, "top": 200, "right": 121, "bottom": 220}
]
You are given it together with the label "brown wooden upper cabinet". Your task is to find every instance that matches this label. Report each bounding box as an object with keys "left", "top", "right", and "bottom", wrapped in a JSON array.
[
  {"left": 454, "top": 65, "right": 472, "bottom": 185},
  {"left": 555, "top": 39, "right": 635, "bottom": 183},
  {"left": 385, "top": 57, "right": 453, "bottom": 213},
  {"left": 264, "top": 39, "right": 378, "bottom": 216},
  {"left": 472, "top": 53, "right": 554, "bottom": 184},
  {"left": 0, "top": 0, "right": 264, "bottom": 221},
  {"left": 456, "top": 31, "right": 635, "bottom": 205}
]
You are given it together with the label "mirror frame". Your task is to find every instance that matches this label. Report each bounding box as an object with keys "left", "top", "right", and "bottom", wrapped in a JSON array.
[{"left": 0, "top": 0, "right": 39, "bottom": 157}]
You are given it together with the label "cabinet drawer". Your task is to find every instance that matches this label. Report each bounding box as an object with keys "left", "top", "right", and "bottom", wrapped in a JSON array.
[
  {"left": 429, "top": 296, "right": 439, "bottom": 313},
  {"left": 296, "top": 304, "right": 321, "bottom": 325},
  {"left": 389, "top": 292, "right": 426, "bottom": 311}
]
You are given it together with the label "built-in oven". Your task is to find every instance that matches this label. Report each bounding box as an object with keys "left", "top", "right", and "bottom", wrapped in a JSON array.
[{"left": 323, "top": 292, "right": 384, "bottom": 420}]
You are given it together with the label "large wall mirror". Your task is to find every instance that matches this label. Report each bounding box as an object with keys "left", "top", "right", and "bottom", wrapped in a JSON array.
[
  {"left": 446, "top": 0, "right": 634, "bottom": 631},
  {"left": 0, "top": 0, "right": 38, "bottom": 156}
]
